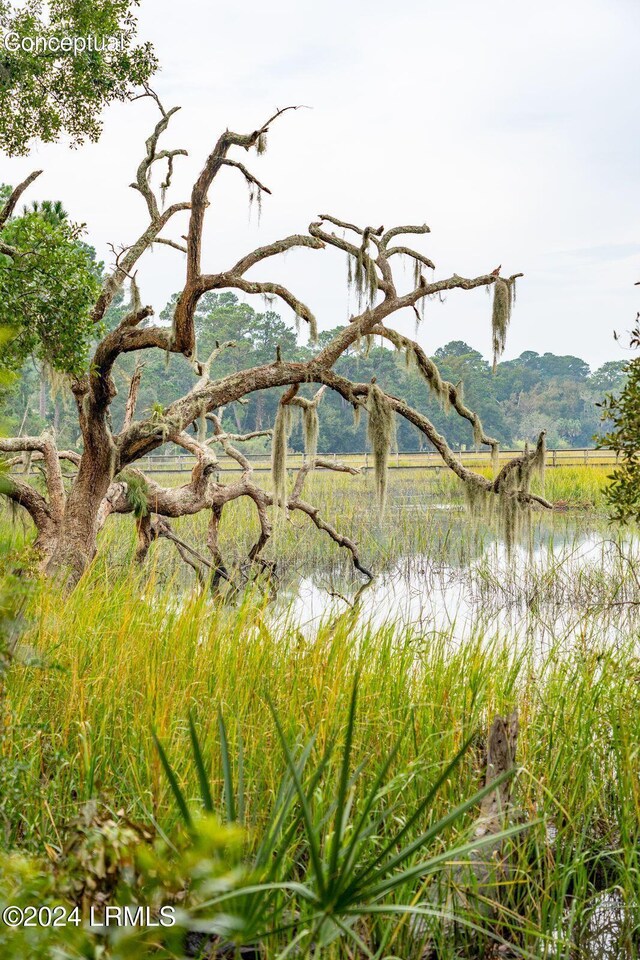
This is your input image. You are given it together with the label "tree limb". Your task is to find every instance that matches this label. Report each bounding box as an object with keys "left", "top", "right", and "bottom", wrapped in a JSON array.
[{"left": 0, "top": 171, "right": 42, "bottom": 230}]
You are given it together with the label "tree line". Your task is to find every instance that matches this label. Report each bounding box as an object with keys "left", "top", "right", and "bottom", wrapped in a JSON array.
[{"left": 3, "top": 290, "right": 626, "bottom": 455}]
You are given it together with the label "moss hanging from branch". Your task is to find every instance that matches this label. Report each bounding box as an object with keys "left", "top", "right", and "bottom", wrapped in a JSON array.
[
  {"left": 354, "top": 249, "right": 364, "bottom": 304},
  {"left": 346, "top": 234, "right": 378, "bottom": 309},
  {"left": 466, "top": 431, "right": 546, "bottom": 554},
  {"left": 302, "top": 405, "right": 319, "bottom": 464},
  {"left": 247, "top": 184, "right": 263, "bottom": 224},
  {"left": 271, "top": 402, "right": 292, "bottom": 509},
  {"left": 367, "top": 382, "right": 395, "bottom": 512},
  {"left": 290, "top": 388, "right": 325, "bottom": 468},
  {"left": 366, "top": 253, "right": 378, "bottom": 304},
  {"left": 45, "top": 362, "right": 72, "bottom": 409},
  {"left": 491, "top": 278, "right": 513, "bottom": 372},
  {"left": 404, "top": 344, "right": 415, "bottom": 371},
  {"left": 409, "top": 345, "right": 452, "bottom": 410}
]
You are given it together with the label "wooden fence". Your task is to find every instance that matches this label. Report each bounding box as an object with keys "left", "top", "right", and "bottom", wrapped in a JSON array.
[{"left": 133, "top": 447, "right": 618, "bottom": 474}]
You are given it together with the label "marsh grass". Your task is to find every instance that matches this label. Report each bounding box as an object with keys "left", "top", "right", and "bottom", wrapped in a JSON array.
[
  {"left": 1, "top": 464, "right": 639, "bottom": 956},
  {"left": 2, "top": 558, "right": 640, "bottom": 955}
]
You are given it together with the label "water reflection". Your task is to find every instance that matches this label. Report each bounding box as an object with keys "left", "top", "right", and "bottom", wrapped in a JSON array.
[{"left": 275, "top": 513, "right": 640, "bottom": 646}]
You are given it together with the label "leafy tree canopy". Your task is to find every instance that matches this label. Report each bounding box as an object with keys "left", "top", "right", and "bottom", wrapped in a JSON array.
[
  {"left": 0, "top": 189, "right": 102, "bottom": 375},
  {"left": 0, "top": 0, "right": 156, "bottom": 155},
  {"left": 599, "top": 338, "right": 640, "bottom": 523}
]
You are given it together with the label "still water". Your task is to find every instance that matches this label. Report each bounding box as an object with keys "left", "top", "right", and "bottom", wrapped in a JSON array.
[{"left": 275, "top": 506, "right": 640, "bottom": 647}]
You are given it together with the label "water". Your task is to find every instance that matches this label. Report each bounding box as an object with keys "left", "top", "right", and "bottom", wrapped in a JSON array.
[
  {"left": 275, "top": 511, "right": 640, "bottom": 646},
  {"left": 567, "top": 893, "right": 639, "bottom": 959}
]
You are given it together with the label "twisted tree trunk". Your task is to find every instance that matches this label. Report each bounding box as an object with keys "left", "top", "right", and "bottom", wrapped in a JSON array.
[{"left": 43, "top": 461, "right": 112, "bottom": 582}]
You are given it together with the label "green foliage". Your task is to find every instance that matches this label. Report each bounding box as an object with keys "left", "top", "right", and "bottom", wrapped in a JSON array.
[
  {"left": 154, "top": 684, "right": 526, "bottom": 956},
  {"left": 22, "top": 198, "right": 67, "bottom": 224},
  {"left": 0, "top": 813, "right": 245, "bottom": 959},
  {"left": 117, "top": 470, "right": 149, "bottom": 518},
  {"left": 0, "top": 205, "right": 102, "bottom": 375},
  {"left": 0, "top": 326, "right": 16, "bottom": 397},
  {"left": 0, "top": 0, "right": 157, "bottom": 155},
  {"left": 598, "top": 355, "right": 640, "bottom": 523}
]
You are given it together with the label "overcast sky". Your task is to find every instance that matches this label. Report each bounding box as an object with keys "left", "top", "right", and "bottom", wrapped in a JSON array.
[{"left": 3, "top": 0, "right": 639, "bottom": 369}]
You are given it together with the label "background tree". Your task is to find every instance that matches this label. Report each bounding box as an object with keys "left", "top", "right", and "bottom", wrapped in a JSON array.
[
  {"left": 5, "top": 302, "right": 623, "bottom": 454},
  {"left": 0, "top": 0, "right": 157, "bottom": 155},
  {"left": 0, "top": 96, "right": 551, "bottom": 587},
  {"left": 0, "top": 190, "right": 102, "bottom": 377},
  {"left": 598, "top": 307, "right": 640, "bottom": 523}
]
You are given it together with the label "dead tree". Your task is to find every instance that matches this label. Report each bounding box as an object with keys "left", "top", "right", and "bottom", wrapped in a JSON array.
[{"left": 0, "top": 95, "right": 551, "bottom": 587}]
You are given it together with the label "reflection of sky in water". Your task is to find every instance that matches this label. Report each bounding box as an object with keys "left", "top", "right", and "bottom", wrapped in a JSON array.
[
  {"left": 563, "top": 892, "right": 638, "bottom": 960},
  {"left": 274, "top": 526, "right": 640, "bottom": 647}
]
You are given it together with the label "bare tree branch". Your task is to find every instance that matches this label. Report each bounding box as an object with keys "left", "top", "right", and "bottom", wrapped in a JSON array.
[{"left": 0, "top": 171, "right": 42, "bottom": 230}]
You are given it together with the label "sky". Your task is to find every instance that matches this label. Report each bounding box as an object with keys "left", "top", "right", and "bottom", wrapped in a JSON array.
[{"left": 3, "top": 0, "right": 640, "bottom": 370}]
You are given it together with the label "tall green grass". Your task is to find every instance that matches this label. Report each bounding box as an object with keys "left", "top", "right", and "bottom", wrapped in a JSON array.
[
  {"left": 1, "top": 558, "right": 639, "bottom": 955},
  {"left": 0, "top": 463, "right": 638, "bottom": 956}
]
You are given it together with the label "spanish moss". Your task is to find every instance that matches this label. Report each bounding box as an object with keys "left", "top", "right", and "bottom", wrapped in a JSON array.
[
  {"left": 467, "top": 431, "right": 547, "bottom": 555},
  {"left": 367, "top": 383, "right": 395, "bottom": 513},
  {"left": 302, "top": 405, "right": 319, "bottom": 465},
  {"left": 491, "top": 278, "right": 513, "bottom": 372},
  {"left": 271, "top": 402, "right": 291, "bottom": 509}
]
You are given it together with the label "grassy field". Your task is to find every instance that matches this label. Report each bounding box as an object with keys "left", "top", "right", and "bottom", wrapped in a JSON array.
[
  {"left": 92, "top": 464, "right": 617, "bottom": 577},
  {"left": 1, "top": 465, "right": 639, "bottom": 958}
]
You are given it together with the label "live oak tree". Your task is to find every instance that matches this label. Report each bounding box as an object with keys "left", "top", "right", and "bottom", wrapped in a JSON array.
[
  {"left": 0, "top": 0, "right": 156, "bottom": 156},
  {"left": 0, "top": 95, "right": 551, "bottom": 587}
]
